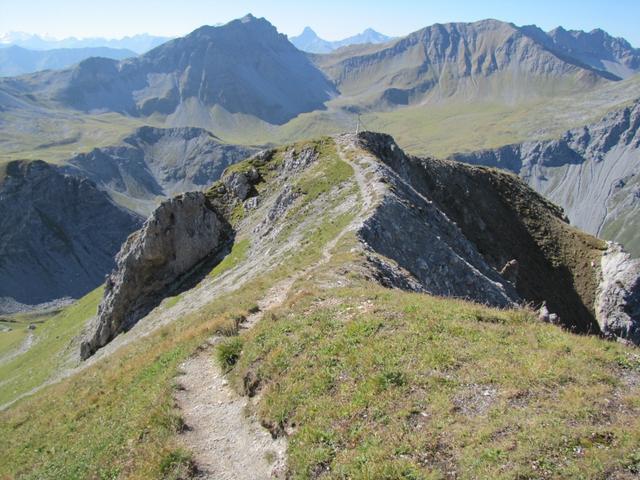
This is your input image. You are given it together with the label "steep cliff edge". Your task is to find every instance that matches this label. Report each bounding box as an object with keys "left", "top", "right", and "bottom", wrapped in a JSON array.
[
  {"left": 80, "top": 192, "right": 231, "bottom": 359},
  {"left": 0, "top": 160, "right": 141, "bottom": 309},
  {"left": 452, "top": 99, "right": 640, "bottom": 256},
  {"left": 596, "top": 243, "right": 640, "bottom": 344},
  {"left": 356, "top": 133, "right": 608, "bottom": 334}
]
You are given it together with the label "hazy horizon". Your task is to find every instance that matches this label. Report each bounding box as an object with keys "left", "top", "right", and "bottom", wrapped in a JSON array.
[{"left": 1, "top": 0, "right": 640, "bottom": 47}]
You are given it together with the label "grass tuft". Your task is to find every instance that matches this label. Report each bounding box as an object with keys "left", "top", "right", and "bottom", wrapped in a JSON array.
[{"left": 216, "top": 337, "right": 243, "bottom": 372}]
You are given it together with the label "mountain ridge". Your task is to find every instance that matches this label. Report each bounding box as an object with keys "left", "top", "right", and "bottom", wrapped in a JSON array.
[
  {"left": 314, "top": 18, "right": 630, "bottom": 110},
  {"left": 0, "top": 44, "right": 136, "bottom": 76},
  {"left": 0, "top": 14, "right": 336, "bottom": 124},
  {"left": 0, "top": 31, "right": 171, "bottom": 54}
]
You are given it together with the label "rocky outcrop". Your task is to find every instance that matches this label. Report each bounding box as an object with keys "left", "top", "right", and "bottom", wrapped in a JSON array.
[
  {"left": 0, "top": 160, "right": 142, "bottom": 310},
  {"left": 358, "top": 160, "right": 519, "bottom": 308},
  {"left": 80, "top": 192, "right": 229, "bottom": 359},
  {"left": 356, "top": 132, "right": 607, "bottom": 335},
  {"left": 452, "top": 100, "right": 640, "bottom": 256},
  {"left": 596, "top": 243, "right": 640, "bottom": 344},
  {"left": 223, "top": 168, "right": 260, "bottom": 201}
]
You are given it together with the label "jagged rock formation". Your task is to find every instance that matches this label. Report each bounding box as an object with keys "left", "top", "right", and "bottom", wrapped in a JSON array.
[
  {"left": 521, "top": 25, "right": 640, "bottom": 79},
  {"left": 452, "top": 99, "right": 640, "bottom": 256},
  {"left": 64, "top": 126, "right": 255, "bottom": 215},
  {"left": 0, "top": 160, "right": 142, "bottom": 309},
  {"left": 355, "top": 132, "right": 608, "bottom": 334},
  {"left": 596, "top": 243, "right": 640, "bottom": 344},
  {"left": 80, "top": 192, "right": 229, "bottom": 359},
  {"left": 357, "top": 149, "right": 520, "bottom": 308}
]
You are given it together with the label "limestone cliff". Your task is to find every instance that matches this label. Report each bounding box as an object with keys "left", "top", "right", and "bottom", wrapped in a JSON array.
[{"left": 80, "top": 192, "right": 229, "bottom": 358}]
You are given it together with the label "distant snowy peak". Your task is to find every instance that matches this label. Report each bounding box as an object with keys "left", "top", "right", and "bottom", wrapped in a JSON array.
[
  {"left": 290, "top": 27, "right": 393, "bottom": 53},
  {"left": 0, "top": 31, "right": 171, "bottom": 54}
]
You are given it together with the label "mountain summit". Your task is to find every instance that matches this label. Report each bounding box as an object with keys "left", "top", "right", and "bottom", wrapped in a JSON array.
[{"left": 3, "top": 15, "right": 336, "bottom": 124}]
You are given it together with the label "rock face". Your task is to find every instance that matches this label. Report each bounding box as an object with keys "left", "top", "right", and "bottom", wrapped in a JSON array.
[
  {"left": 64, "top": 126, "right": 254, "bottom": 215},
  {"left": 358, "top": 158, "right": 519, "bottom": 308},
  {"left": 528, "top": 25, "right": 640, "bottom": 79},
  {"left": 80, "top": 192, "right": 229, "bottom": 359},
  {"left": 0, "top": 160, "right": 142, "bottom": 309},
  {"left": 596, "top": 243, "right": 640, "bottom": 344},
  {"left": 355, "top": 132, "right": 607, "bottom": 334},
  {"left": 452, "top": 100, "right": 640, "bottom": 256}
]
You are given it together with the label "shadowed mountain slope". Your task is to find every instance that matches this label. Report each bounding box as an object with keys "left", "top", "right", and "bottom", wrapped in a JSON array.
[
  {"left": 0, "top": 161, "right": 142, "bottom": 307},
  {"left": 452, "top": 99, "right": 640, "bottom": 256},
  {"left": 63, "top": 126, "right": 255, "bottom": 215}
]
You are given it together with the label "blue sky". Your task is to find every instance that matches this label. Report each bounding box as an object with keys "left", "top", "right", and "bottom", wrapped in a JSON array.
[{"left": 2, "top": 0, "right": 639, "bottom": 46}]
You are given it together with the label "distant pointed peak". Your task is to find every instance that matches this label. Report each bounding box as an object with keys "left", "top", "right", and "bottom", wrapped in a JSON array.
[
  {"left": 240, "top": 13, "right": 257, "bottom": 23},
  {"left": 302, "top": 26, "right": 316, "bottom": 34}
]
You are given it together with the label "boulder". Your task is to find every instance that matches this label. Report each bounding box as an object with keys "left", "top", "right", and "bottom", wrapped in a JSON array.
[{"left": 223, "top": 168, "right": 259, "bottom": 201}]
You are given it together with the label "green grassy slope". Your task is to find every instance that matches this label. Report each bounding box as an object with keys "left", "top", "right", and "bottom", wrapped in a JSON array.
[
  {"left": 233, "top": 282, "right": 640, "bottom": 479},
  {"left": 0, "top": 288, "right": 103, "bottom": 407},
  {"left": 2, "top": 140, "right": 639, "bottom": 479}
]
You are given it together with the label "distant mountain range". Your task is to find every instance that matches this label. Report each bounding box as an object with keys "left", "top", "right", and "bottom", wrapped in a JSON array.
[
  {"left": 0, "top": 31, "right": 170, "bottom": 54},
  {"left": 0, "top": 14, "right": 336, "bottom": 124},
  {"left": 315, "top": 19, "right": 640, "bottom": 110},
  {"left": 289, "top": 27, "right": 392, "bottom": 53},
  {"left": 3, "top": 16, "right": 638, "bottom": 126},
  {"left": 0, "top": 45, "right": 136, "bottom": 76}
]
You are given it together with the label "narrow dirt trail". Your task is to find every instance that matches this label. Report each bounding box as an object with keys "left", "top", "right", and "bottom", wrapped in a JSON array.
[
  {"left": 174, "top": 136, "right": 375, "bottom": 479},
  {"left": 175, "top": 339, "right": 286, "bottom": 479}
]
